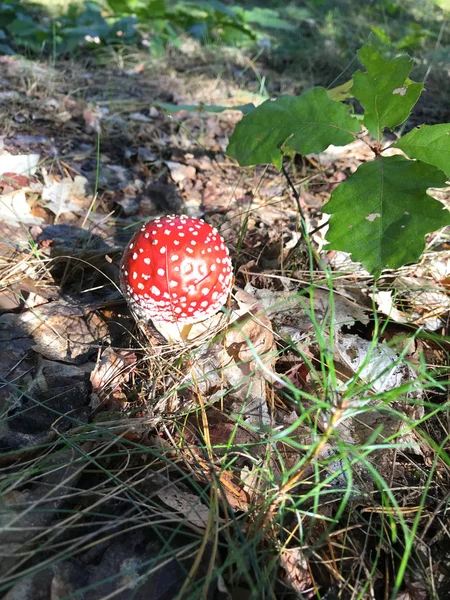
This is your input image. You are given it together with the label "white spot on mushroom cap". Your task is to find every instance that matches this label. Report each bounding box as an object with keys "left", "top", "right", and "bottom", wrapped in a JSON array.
[
  {"left": 160, "top": 246, "right": 166, "bottom": 254},
  {"left": 133, "top": 272, "right": 138, "bottom": 279},
  {"left": 151, "top": 286, "right": 160, "bottom": 296},
  {"left": 157, "top": 268, "right": 165, "bottom": 276},
  {"left": 132, "top": 252, "right": 138, "bottom": 260},
  {"left": 144, "top": 258, "right": 151, "bottom": 265}
]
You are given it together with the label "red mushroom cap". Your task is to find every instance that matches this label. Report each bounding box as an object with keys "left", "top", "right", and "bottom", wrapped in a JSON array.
[{"left": 120, "top": 215, "right": 233, "bottom": 324}]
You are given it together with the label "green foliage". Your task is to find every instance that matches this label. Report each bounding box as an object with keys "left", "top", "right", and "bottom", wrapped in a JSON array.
[
  {"left": 394, "top": 124, "right": 450, "bottom": 177},
  {"left": 0, "top": 0, "right": 297, "bottom": 57},
  {"left": 227, "top": 88, "right": 360, "bottom": 170},
  {"left": 226, "top": 44, "right": 450, "bottom": 277},
  {"left": 158, "top": 102, "right": 255, "bottom": 114},
  {"left": 351, "top": 45, "right": 423, "bottom": 139},
  {"left": 323, "top": 156, "right": 450, "bottom": 277},
  {"left": 0, "top": 1, "right": 140, "bottom": 54},
  {"left": 2, "top": 0, "right": 446, "bottom": 66}
]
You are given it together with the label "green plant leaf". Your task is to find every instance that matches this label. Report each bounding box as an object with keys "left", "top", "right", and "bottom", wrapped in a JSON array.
[
  {"left": 106, "top": 0, "right": 131, "bottom": 12},
  {"left": 370, "top": 26, "right": 391, "bottom": 44},
  {"left": 323, "top": 155, "right": 450, "bottom": 277},
  {"left": 327, "top": 79, "right": 354, "bottom": 102},
  {"left": 394, "top": 124, "right": 450, "bottom": 177},
  {"left": 158, "top": 102, "right": 255, "bottom": 114},
  {"left": 226, "top": 87, "right": 360, "bottom": 169},
  {"left": 351, "top": 45, "right": 423, "bottom": 139},
  {"left": 241, "top": 7, "right": 295, "bottom": 30}
]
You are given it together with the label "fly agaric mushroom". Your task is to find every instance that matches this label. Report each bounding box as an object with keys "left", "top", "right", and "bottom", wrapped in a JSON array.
[{"left": 120, "top": 215, "right": 233, "bottom": 325}]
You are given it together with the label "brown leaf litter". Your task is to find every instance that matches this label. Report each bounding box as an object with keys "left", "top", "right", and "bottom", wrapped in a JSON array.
[{"left": 0, "top": 49, "right": 449, "bottom": 599}]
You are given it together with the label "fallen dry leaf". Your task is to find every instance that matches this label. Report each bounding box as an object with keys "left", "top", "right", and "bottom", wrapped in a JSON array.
[
  {"left": 164, "top": 160, "right": 196, "bottom": 184},
  {"left": 0, "top": 151, "right": 40, "bottom": 176},
  {"left": 279, "top": 547, "right": 313, "bottom": 597},
  {"left": 0, "top": 188, "right": 43, "bottom": 225},
  {"left": 0, "top": 301, "right": 109, "bottom": 364},
  {"left": 155, "top": 483, "right": 214, "bottom": 530},
  {"left": 40, "top": 170, "right": 91, "bottom": 220},
  {"left": 90, "top": 347, "right": 134, "bottom": 404}
]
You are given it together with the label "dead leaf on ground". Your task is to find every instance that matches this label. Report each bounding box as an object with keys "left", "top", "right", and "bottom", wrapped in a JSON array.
[
  {"left": 244, "top": 282, "right": 370, "bottom": 342},
  {"left": 0, "top": 301, "right": 109, "bottom": 365},
  {"left": 151, "top": 288, "right": 275, "bottom": 429},
  {"left": 40, "top": 170, "right": 91, "bottom": 221},
  {"left": 380, "top": 275, "right": 450, "bottom": 331},
  {"left": 0, "top": 151, "right": 40, "bottom": 176},
  {"left": 395, "top": 581, "right": 428, "bottom": 600},
  {"left": 0, "top": 187, "right": 43, "bottom": 225},
  {"left": 279, "top": 547, "right": 313, "bottom": 597},
  {"left": 90, "top": 347, "right": 134, "bottom": 405},
  {"left": 164, "top": 160, "right": 196, "bottom": 184},
  {"left": 153, "top": 287, "right": 275, "bottom": 427},
  {"left": 155, "top": 483, "right": 214, "bottom": 531}
]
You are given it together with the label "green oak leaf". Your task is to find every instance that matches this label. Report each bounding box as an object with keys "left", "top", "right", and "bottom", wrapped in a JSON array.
[
  {"left": 226, "top": 87, "right": 360, "bottom": 169},
  {"left": 394, "top": 124, "right": 450, "bottom": 178},
  {"left": 352, "top": 45, "right": 423, "bottom": 139},
  {"left": 327, "top": 79, "right": 354, "bottom": 102},
  {"left": 323, "top": 155, "right": 450, "bottom": 277}
]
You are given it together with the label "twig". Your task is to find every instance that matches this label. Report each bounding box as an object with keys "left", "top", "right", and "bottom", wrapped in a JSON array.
[
  {"left": 281, "top": 162, "right": 306, "bottom": 227},
  {"left": 281, "top": 161, "right": 322, "bottom": 271}
]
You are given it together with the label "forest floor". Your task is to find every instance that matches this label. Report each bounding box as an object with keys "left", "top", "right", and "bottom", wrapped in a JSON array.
[{"left": 0, "top": 39, "right": 450, "bottom": 600}]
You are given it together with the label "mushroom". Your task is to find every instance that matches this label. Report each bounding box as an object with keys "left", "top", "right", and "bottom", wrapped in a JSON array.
[{"left": 120, "top": 215, "right": 233, "bottom": 329}]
